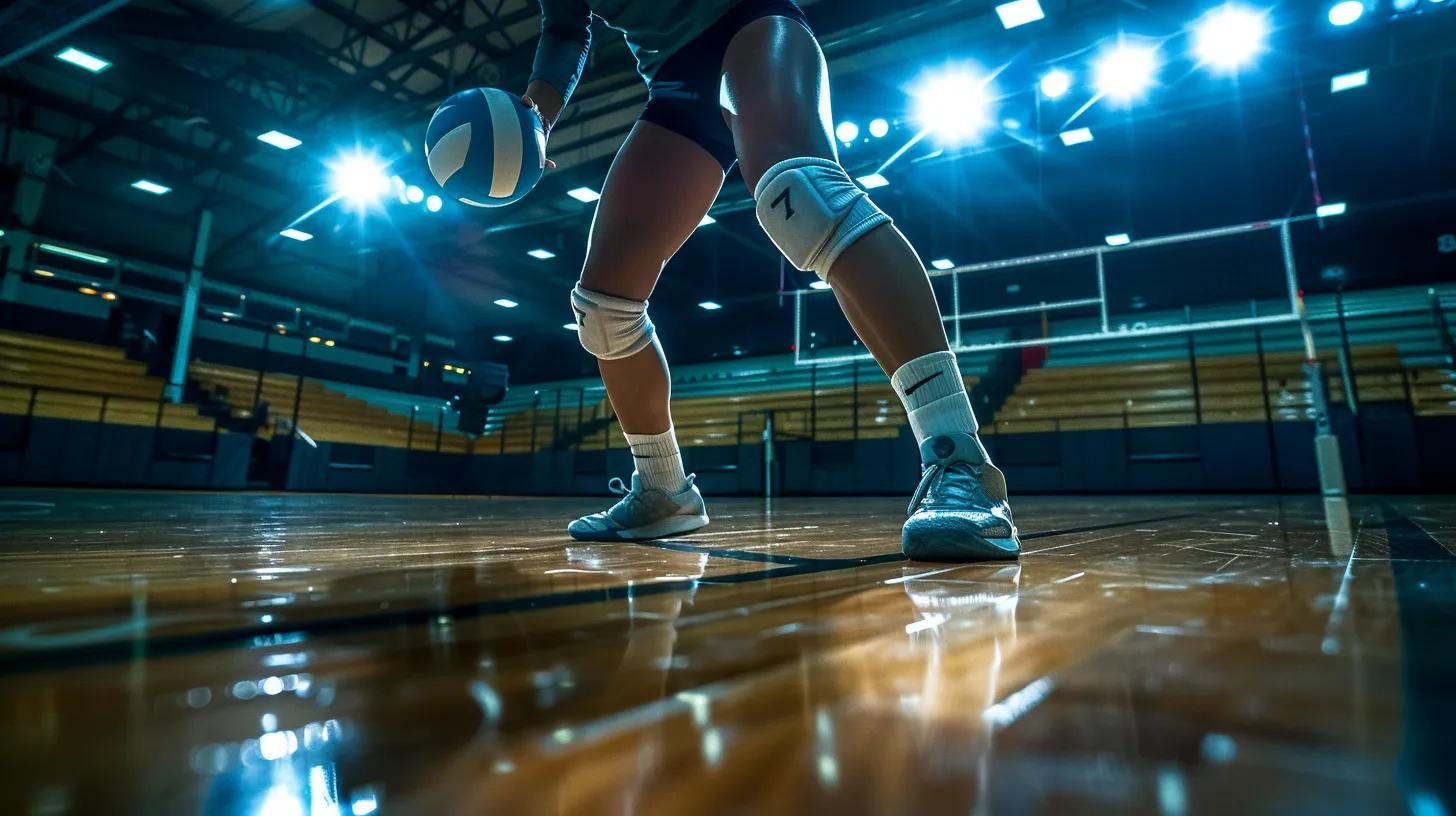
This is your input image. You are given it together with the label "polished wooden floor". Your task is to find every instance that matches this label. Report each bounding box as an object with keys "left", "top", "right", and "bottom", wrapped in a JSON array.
[{"left": 0, "top": 489, "right": 1452, "bottom": 815}]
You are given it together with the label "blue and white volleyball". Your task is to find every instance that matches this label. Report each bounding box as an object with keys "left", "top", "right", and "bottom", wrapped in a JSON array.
[{"left": 425, "top": 87, "right": 546, "bottom": 208}]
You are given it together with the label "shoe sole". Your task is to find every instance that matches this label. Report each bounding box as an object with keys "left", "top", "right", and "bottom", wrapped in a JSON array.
[
  {"left": 902, "top": 528, "right": 1021, "bottom": 562},
  {"left": 569, "top": 512, "right": 710, "bottom": 543}
]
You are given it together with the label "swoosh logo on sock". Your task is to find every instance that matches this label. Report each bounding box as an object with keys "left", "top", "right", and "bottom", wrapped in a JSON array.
[{"left": 904, "top": 371, "right": 943, "bottom": 397}]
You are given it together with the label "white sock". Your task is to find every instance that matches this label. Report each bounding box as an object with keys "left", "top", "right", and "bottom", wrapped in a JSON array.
[
  {"left": 890, "top": 350, "right": 980, "bottom": 446},
  {"left": 623, "top": 427, "right": 688, "bottom": 493}
]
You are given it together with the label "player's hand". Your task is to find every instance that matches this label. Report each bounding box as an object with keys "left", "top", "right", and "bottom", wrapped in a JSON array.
[{"left": 522, "top": 80, "right": 565, "bottom": 170}]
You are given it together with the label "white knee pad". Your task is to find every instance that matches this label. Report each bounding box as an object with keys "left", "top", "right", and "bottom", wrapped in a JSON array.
[
  {"left": 570, "top": 285, "right": 655, "bottom": 360},
  {"left": 753, "top": 157, "right": 892, "bottom": 280}
]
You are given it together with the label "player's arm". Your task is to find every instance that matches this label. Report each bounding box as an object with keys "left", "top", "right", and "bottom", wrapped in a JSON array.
[{"left": 525, "top": 0, "right": 592, "bottom": 162}]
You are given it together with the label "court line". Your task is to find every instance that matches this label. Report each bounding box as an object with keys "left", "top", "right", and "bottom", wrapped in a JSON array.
[{"left": 0, "top": 511, "right": 1205, "bottom": 674}]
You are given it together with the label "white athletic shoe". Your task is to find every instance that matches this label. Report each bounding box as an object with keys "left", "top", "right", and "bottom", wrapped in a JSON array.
[{"left": 567, "top": 473, "right": 709, "bottom": 542}]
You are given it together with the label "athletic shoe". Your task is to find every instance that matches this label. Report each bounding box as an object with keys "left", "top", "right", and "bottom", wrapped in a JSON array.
[
  {"left": 567, "top": 473, "right": 709, "bottom": 542},
  {"left": 902, "top": 432, "right": 1021, "bottom": 561}
]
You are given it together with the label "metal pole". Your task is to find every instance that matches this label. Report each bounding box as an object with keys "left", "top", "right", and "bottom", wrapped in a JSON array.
[
  {"left": 1297, "top": 293, "right": 1346, "bottom": 499},
  {"left": 164, "top": 209, "right": 212, "bottom": 403},
  {"left": 763, "top": 411, "right": 775, "bottom": 498},
  {"left": 1096, "top": 249, "right": 1109, "bottom": 333}
]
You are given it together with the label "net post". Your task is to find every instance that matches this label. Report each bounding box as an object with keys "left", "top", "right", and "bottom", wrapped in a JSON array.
[
  {"left": 951, "top": 269, "right": 962, "bottom": 348},
  {"left": 1298, "top": 292, "right": 1347, "bottom": 500},
  {"left": 1096, "top": 249, "right": 1109, "bottom": 333}
]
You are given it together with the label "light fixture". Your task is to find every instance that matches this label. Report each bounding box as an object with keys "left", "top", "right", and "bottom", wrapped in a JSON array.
[
  {"left": 698, "top": 214, "right": 717, "bottom": 226},
  {"left": 406, "top": 185, "right": 424, "bottom": 203},
  {"left": 527, "top": 248, "right": 556, "bottom": 260},
  {"left": 1039, "top": 69, "right": 1072, "bottom": 99},
  {"left": 38, "top": 243, "right": 110, "bottom": 264},
  {"left": 1105, "top": 233, "right": 1132, "bottom": 246},
  {"left": 1193, "top": 5, "right": 1269, "bottom": 73},
  {"left": 55, "top": 47, "right": 111, "bottom": 73},
  {"left": 1327, "top": 1, "right": 1364, "bottom": 26},
  {"left": 493, "top": 298, "right": 519, "bottom": 308},
  {"left": 994, "top": 0, "right": 1045, "bottom": 29},
  {"left": 856, "top": 173, "right": 889, "bottom": 189},
  {"left": 279, "top": 228, "right": 313, "bottom": 242},
  {"left": 33, "top": 269, "right": 55, "bottom": 277},
  {"left": 698, "top": 301, "right": 723, "bottom": 311},
  {"left": 563, "top": 322, "right": 579, "bottom": 331},
  {"left": 493, "top": 335, "right": 514, "bottom": 342},
  {"left": 328, "top": 152, "right": 391, "bottom": 207},
  {"left": 131, "top": 179, "right": 171, "bottom": 195},
  {"left": 77, "top": 286, "right": 98, "bottom": 296},
  {"left": 324, "top": 339, "right": 336, "bottom": 347},
  {"left": 809, "top": 280, "right": 831, "bottom": 290},
  {"left": 309, "top": 336, "right": 322, "bottom": 343},
  {"left": 257, "top": 130, "right": 302, "bottom": 150},
  {"left": 567, "top": 187, "right": 601, "bottom": 202},
  {"left": 914, "top": 69, "right": 994, "bottom": 143},
  {"left": 1060, "top": 127, "right": 1094, "bottom": 146},
  {"left": 1316, "top": 201, "right": 1348, "bottom": 217},
  {"left": 930, "top": 258, "right": 955, "bottom": 270},
  {"left": 1330, "top": 69, "right": 1369, "bottom": 92},
  {"left": 835, "top": 121, "right": 860, "bottom": 142},
  {"left": 1093, "top": 42, "right": 1160, "bottom": 104},
  {"left": 868, "top": 118, "right": 890, "bottom": 138},
  {"left": 101, "top": 291, "right": 117, "bottom": 301},
  {"left": 425, "top": 194, "right": 443, "bottom": 212}
]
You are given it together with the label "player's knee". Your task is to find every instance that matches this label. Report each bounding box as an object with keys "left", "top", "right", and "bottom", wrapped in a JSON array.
[
  {"left": 570, "top": 284, "right": 655, "bottom": 360},
  {"left": 752, "top": 157, "right": 891, "bottom": 281}
]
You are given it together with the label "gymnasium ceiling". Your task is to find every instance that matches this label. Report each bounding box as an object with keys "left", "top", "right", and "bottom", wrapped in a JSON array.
[{"left": 1, "top": 0, "right": 1454, "bottom": 381}]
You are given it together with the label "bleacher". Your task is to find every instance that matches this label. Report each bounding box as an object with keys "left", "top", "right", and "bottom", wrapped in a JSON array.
[
  {"left": 0, "top": 329, "right": 216, "bottom": 431},
  {"left": 187, "top": 359, "right": 475, "bottom": 452}
]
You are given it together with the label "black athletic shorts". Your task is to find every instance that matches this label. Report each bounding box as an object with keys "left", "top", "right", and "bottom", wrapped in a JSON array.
[{"left": 639, "top": 0, "right": 814, "bottom": 172}]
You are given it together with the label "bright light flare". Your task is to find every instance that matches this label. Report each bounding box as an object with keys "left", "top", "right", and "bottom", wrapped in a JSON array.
[
  {"left": 329, "top": 152, "right": 391, "bottom": 207},
  {"left": 1193, "top": 5, "right": 1269, "bottom": 73},
  {"left": 1039, "top": 69, "right": 1072, "bottom": 99},
  {"left": 1327, "top": 1, "right": 1364, "bottom": 26},
  {"left": 913, "top": 70, "right": 995, "bottom": 144},
  {"left": 868, "top": 118, "right": 890, "bottom": 138},
  {"left": 835, "top": 121, "right": 860, "bottom": 143},
  {"left": 1093, "top": 42, "right": 1160, "bottom": 104}
]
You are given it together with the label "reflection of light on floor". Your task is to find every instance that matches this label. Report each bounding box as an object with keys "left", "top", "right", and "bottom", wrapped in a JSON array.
[
  {"left": 983, "top": 677, "right": 1055, "bottom": 727},
  {"left": 904, "top": 614, "right": 945, "bottom": 634}
]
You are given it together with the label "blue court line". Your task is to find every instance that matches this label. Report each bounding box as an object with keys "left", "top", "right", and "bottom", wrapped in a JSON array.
[{"left": 0, "top": 511, "right": 1202, "bottom": 675}]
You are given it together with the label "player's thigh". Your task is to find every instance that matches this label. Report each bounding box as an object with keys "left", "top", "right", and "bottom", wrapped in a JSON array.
[
  {"left": 721, "top": 15, "right": 836, "bottom": 193},
  {"left": 580, "top": 120, "right": 725, "bottom": 301}
]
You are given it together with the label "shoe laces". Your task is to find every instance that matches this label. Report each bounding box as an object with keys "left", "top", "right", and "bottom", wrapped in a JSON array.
[
  {"left": 907, "top": 460, "right": 979, "bottom": 516},
  {"left": 607, "top": 476, "right": 631, "bottom": 496}
]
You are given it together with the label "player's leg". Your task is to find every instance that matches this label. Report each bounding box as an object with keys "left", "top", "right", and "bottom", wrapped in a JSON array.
[
  {"left": 566, "top": 119, "right": 724, "bottom": 541},
  {"left": 722, "top": 13, "right": 1019, "bottom": 561}
]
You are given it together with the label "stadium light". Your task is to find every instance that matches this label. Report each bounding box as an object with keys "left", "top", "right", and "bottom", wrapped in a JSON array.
[
  {"left": 425, "top": 195, "right": 443, "bottom": 212},
  {"left": 493, "top": 298, "right": 519, "bottom": 308},
  {"left": 1105, "top": 233, "right": 1132, "bottom": 246},
  {"left": 1330, "top": 69, "right": 1369, "bottom": 92},
  {"left": 699, "top": 214, "right": 717, "bottom": 226},
  {"left": 835, "top": 121, "right": 860, "bottom": 143},
  {"left": 329, "top": 152, "right": 390, "bottom": 207},
  {"left": 809, "top": 280, "right": 832, "bottom": 290},
  {"left": 493, "top": 335, "right": 513, "bottom": 342},
  {"left": 1039, "top": 69, "right": 1072, "bottom": 99},
  {"left": 279, "top": 228, "right": 313, "bottom": 242},
  {"left": 1327, "top": 0, "right": 1364, "bottom": 26},
  {"left": 567, "top": 187, "right": 601, "bottom": 202},
  {"left": 856, "top": 173, "right": 889, "bottom": 189},
  {"left": 55, "top": 47, "right": 111, "bottom": 73},
  {"left": 131, "top": 179, "right": 171, "bottom": 195},
  {"left": 528, "top": 248, "right": 556, "bottom": 260},
  {"left": 38, "top": 243, "right": 110, "bottom": 264},
  {"left": 914, "top": 70, "right": 994, "bottom": 144},
  {"left": 1193, "top": 5, "right": 1269, "bottom": 73},
  {"left": 1093, "top": 42, "right": 1160, "bottom": 104},
  {"left": 698, "top": 301, "right": 723, "bottom": 311},
  {"left": 930, "top": 258, "right": 956, "bottom": 270},
  {"left": 1060, "top": 127, "right": 1094, "bottom": 146},
  {"left": 868, "top": 118, "right": 890, "bottom": 138},
  {"left": 257, "top": 130, "right": 302, "bottom": 150},
  {"left": 406, "top": 185, "right": 424, "bottom": 203},
  {"left": 994, "top": 0, "right": 1045, "bottom": 29},
  {"left": 1392, "top": 0, "right": 1418, "bottom": 9},
  {"left": 1317, "top": 201, "right": 1348, "bottom": 217}
]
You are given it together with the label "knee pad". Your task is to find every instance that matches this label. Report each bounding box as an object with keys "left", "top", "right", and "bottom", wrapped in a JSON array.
[
  {"left": 570, "top": 285, "right": 655, "bottom": 360},
  {"left": 753, "top": 157, "right": 892, "bottom": 280}
]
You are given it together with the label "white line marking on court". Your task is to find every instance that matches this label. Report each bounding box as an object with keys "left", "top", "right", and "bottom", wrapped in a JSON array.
[
  {"left": 883, "top": 566, "right": 970, "bottom": 584},
  {"left": 685, "top": 525, "right": 820, "bottom": 539},
  {"left": 1024, "top": 531, "right": 1125, "bottom": 555},
  {"left": 1053, "top": 571, "right": 1086, "bottom": 584}
]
